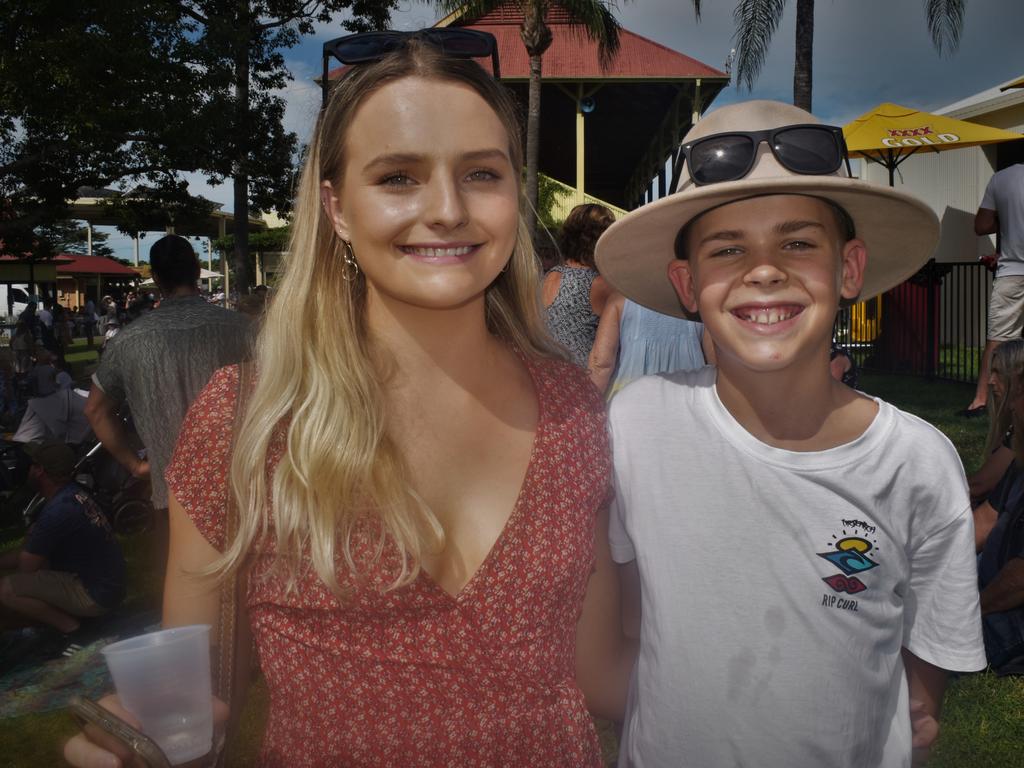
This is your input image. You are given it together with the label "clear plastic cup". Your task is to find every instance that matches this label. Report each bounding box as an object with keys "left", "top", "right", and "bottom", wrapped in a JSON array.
[{"left": 101, "top": 624, "right": 213, "bottom": 766}]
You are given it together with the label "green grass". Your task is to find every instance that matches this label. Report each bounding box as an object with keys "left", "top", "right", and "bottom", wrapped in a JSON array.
[
  {"left": 937, "top": 345, "right": 984, "bottom": 383},
  {"left": 61, "top": 337, "right": 99, "bottom": 384},
  {"left": 1, "top": 372, "right": 1021, "bottom": 766}
]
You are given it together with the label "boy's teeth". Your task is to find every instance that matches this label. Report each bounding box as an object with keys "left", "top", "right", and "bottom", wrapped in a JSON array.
[{"left": 740, "top": 307, "right": 796, "bottom": 325}]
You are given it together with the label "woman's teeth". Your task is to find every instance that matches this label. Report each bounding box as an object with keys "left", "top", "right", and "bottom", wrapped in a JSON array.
[{"left": 402, "top": 245, "right": 474, "bottom": 258}]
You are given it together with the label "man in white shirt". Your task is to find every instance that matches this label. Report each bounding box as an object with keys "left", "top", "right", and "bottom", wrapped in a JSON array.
[{"left": 963, "top": 163, "right": 1024, "bottom": 417}]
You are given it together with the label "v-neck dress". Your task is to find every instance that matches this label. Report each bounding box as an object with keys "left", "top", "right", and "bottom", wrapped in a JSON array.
[{"left": 165, "top": 355, "right": 611, "bottom": 767}]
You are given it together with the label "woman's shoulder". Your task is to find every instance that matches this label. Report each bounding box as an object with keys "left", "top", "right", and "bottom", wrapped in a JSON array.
[
  {"left": 178, "top": 363, "right": 251, "bottom": 440},
  {"left": 197, "top": 364, "right": 243, "bottom": 410}
]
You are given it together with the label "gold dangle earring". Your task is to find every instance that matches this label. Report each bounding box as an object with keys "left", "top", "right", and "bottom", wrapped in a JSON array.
[{"left": 340, "top": 238, "right": 360, "bottom": 281}]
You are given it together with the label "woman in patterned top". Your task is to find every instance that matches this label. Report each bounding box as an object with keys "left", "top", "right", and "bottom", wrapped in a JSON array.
[
  {"left": 66, "top": 33, "right": 630, "bottom": 768},
  {"left": 543, "top": 203, "right": 617, "bottom": 366}
]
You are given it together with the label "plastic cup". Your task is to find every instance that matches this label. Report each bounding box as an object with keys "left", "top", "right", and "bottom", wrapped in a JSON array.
[{"left": 101, "top": 625, "right": 213, "bottom": 766}]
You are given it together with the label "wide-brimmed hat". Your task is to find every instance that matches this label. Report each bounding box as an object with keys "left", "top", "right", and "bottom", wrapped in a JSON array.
[{"left": 595, "top": 100, "right": 940, "bottom": 318}]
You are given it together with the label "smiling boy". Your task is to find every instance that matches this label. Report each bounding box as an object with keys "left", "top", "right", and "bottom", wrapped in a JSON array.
[{"left": 596, "top": 101, "right": 986, "bottom": 768}]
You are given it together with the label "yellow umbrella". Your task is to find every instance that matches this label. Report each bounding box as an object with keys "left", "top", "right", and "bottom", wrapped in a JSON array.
[
  {"left": 1000, "top": 75, "right": 1024, "bottom": 91},
  {"left": 843, "top": 102, "right": 1024, "bottom": 185}
]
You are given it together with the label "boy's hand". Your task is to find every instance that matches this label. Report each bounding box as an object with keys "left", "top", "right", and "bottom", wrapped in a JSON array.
[{"left": 909, "top": 697, "right": 939, "bottom": 767}]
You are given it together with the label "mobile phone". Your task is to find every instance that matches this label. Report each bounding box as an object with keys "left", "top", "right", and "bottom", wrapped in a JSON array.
[{"left": 67, "top": 695, "right": 173, "bottom": 768}]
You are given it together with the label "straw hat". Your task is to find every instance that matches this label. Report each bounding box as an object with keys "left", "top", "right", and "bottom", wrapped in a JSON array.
[{"left": 595, "top": 100, "right": 940, "bottom": 318}]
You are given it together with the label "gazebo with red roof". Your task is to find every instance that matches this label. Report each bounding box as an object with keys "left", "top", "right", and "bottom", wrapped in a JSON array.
[
  {"left": 323, "top": 2, "right": 728, "bottom": 210},
  {"left": 444, "top": 2, "right": 728, "bottom": 208},
  {"left": 55, "top": 254, "right": 142, "bottom": 311}
]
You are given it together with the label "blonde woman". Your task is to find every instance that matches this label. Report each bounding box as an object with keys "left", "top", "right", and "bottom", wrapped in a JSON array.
[
  {"left": 66, "top": 32, "right": 629, "bottom": 768},
  {"left": 970, "top": 339, "right": 1024, "bottom": 508}
]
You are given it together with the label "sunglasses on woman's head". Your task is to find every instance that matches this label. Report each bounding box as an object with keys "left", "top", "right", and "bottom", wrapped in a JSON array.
[
  {"left": 670, "top": 124, "right": 852, "bottom": 188},
  {"left": 321, "top": 29, "right": 501, "bottom": 106}
]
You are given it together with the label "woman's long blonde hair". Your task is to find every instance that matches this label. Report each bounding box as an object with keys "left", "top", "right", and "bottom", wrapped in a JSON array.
[{"left": 215, "top": 42, "right": 558, "bottom": 595}]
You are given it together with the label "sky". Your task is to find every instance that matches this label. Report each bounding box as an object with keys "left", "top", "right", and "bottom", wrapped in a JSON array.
[{"left": 101, "top": 0, "right": 1024, "bottom": 261}]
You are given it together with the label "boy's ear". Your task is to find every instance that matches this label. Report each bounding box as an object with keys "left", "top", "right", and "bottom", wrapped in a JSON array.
[
  {"left": 839, "top": 238, "right": 868, "bottom": 301},
  {"left": 667, "top": 259, "right": 699, "bottom": 315},
  {"left": 320, "top": 181, "right": 351, "bottom": 241}
]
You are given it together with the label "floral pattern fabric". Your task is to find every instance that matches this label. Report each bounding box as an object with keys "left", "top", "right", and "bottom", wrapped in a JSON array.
[{"left": 165, "top": 355, "right": 610, "bottom": 767}]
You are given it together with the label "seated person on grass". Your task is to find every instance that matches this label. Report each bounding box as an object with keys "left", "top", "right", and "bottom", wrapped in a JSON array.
[
  {"left": 0, "top": 440, "right": 125, "bottom": 635},
  {"left": 595, "top": 100, "right": 986, "bottom": 768},
  {"left": 975, "top": 365, "right": 1024, "bottom": 674},
  {"left": 968, "top": 339, "right": 1024, "bottom": 505}
]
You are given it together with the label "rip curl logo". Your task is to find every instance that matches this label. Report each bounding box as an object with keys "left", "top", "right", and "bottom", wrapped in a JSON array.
[
  {"left": 822, "top": 574, "right": 867, "bottom": 594},
  {"left": 818, "top": 523, "right": 880, "bottom": 612}
]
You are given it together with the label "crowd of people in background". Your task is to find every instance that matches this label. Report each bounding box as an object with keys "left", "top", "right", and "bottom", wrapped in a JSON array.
[{"left": 0, "top": 24, "right": 1005, "bottom": 768}]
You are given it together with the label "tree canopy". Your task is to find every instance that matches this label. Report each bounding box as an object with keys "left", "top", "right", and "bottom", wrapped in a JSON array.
[{"left": 0, "top": 0, "right": 398, "bottom": 280}]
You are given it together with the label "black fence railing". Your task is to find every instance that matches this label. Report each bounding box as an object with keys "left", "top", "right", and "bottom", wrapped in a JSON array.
[{"left": 834, "top": 260, "right": 992, "bottom": 384}]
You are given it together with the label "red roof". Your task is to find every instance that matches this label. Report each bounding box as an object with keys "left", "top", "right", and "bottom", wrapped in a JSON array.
[
  {"left": 468, "top": 24, "right": 726, "bottom": 81},
  {"left": 55, "top": 254, "right": 141, "bottom": 277},
  {"left": 327, "top": 6, "right": 725, "bottom": 83}
]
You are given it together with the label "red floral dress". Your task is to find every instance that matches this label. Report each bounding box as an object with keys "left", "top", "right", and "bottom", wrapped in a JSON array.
[{"left": 165, "top": 355, "right": 610, "bottom": 767}]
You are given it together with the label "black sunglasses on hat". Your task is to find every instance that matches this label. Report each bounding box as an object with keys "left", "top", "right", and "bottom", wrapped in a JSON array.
[
  {"left": 670, "top": 124, "right": 852, "bottom": 189},
  {"left": 321, "top": 29, "right": 501, "bottom": 106}
]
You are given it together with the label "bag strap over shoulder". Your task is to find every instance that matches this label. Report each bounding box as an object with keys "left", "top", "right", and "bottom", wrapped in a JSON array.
[{"left": 209, "top": 361, "right": 256, "bottom": 767}]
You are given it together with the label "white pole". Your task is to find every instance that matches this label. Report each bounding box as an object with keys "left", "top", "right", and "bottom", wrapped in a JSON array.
[
  {"left": 132, "top": 236, "right": 139, "bottom": 267},
  {"left": 87, "top": 224, "right": 93, "bottom": 255}
]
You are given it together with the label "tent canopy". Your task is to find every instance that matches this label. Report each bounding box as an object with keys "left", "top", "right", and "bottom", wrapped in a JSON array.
[
  {"left": 140, "top": 267, "right": 220, "bottom": 287},
  {"left": 844, "top": 102, "right": 1024, "bottom": 185}
]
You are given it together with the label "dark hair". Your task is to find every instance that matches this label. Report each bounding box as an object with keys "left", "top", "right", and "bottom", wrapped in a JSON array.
[
  {"left": 150, "top": 235, "right": 200, "bottom": 290},
  {"left": 559, "top": 204, "right": 615, "bottom": 269},
  {"left": 673, "top": 195, "right": 857, "bottom": 260}
]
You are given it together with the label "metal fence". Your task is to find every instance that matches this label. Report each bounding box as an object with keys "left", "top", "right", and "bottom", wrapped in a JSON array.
[{"left": 834, "top": 260, "right": 992, "bottom": 383}]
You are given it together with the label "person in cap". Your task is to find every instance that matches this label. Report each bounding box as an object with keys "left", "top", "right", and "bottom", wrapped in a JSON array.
[
  {"left": 597, "top": 100, "right": 986, "bottom": 768},
  {"left": 0, "top": 440, "right": 125, "bottom": 634}
]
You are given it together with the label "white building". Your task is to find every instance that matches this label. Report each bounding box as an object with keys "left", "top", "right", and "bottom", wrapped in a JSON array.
[{"left": 859, "top": 76, "right": 1024, "bottom": 264}]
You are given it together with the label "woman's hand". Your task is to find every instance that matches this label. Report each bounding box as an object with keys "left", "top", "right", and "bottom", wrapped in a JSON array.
[{"left": 63, "top": 694, "right": 230, "bottom": 768}]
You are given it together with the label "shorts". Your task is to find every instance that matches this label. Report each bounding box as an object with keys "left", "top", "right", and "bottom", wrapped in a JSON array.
[
  {"left": 5, "top": 570, "right": 107, "bottom": 618},
  {"left": 988, "top": 275, "right": 1024, "bottom": 341}
]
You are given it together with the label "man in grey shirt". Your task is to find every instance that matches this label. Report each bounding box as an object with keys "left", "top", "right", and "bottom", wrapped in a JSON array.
[{"left": 85, "top": 235, "right": 252, "bottom": 565}]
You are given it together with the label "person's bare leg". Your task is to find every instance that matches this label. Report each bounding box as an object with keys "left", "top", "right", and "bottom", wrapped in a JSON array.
[
  {"left": 0, "top": 578, "right": 80, "bottom": 633},
  {"left": 968, "top": 340, "right": 1002, "bottom": 411}
]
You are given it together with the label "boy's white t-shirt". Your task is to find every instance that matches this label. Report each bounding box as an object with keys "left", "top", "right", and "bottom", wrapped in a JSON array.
[{"left": 609, "top": 367, "right": 986, "bottom": 768}]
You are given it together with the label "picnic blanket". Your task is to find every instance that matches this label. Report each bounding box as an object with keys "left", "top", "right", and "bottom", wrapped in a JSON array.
[
  {"left": 0, "top": 637, "right": 111, "bottom": 718},
  {"left": 0, "top": 609, "right": 159, "bottom": 719}
]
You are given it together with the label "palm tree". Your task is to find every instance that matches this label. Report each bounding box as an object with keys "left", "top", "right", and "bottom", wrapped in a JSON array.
[
  {"left": 436, "top": 0, "right": 623, "bottom": 240},
  {"left": 693, "top": 0, "right": 966, "bottom": 111}
]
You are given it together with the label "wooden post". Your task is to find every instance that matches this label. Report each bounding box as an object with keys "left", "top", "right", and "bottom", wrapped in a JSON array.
[{"left": 576, "top": 84, "right": 585, "bottom": 206}]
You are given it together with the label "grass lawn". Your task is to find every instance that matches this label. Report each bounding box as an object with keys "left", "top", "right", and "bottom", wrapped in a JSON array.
[
  {"left": 1, "top": 372, "right": 1021, "bottom": 766},
  {"left": 61, "top": 337, "right": 100, "bottom": 384}
]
